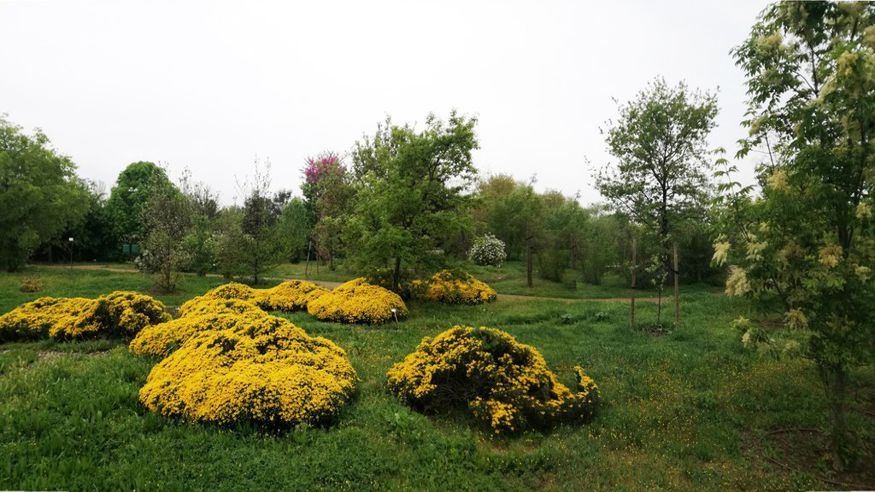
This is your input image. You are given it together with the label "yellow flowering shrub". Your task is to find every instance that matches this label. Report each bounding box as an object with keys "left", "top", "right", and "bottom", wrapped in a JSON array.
[
  {"left": 411, "top": 270, "right": 497, "bottom": 305},
  {"left": 130, "top": 298, "right": 268, "bottom": 357},
  {"left": 139, "top": 316, "right": 358, "bottom": 427},
  {"left": 256, "top": 280, "right": 329, "bottom": 312},
  {"left": 387, "top": 326, "right": 600, "bottom": 433},
  {"left": 307, "top": 278, "right": 408, "bottom": 324},
  {"left": 0, "top": 291, "right": 170, "bottom": 342}
]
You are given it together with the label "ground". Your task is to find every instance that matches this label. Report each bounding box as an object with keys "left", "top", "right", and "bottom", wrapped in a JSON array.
[{"left": 0, "top": 263, "right": 872, "bottom": 490}]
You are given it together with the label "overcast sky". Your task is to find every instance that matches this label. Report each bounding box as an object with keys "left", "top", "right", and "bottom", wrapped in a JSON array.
[{"left": 1, "top": 0, "right": 768, "bottom": 205}]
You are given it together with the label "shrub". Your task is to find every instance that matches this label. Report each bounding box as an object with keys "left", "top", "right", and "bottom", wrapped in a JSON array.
[
  {"left": 256, "top": 280, "right": 329, "bottom": 312},
  {"left": 468, "top": 233, "right": 507, "bottom": 267},
  {"left": 411, "top": 270, "right": 497, "bottom": 305},
  {"left": 130, "top": 298, "right": 268, "bottom": 358},
  {"left": 139, "top": 316, "right": 358, "bottom": 428},
  {"left": 19, "top": 277, "right": 43, "bottom": 293},
  {"left": 307, "top": 278, "right": 408, "bottom": 324},
  {"left": 0, "top": 291, "right": 170, "bottom": 342},
  {"left": 387, "top": 326, "right": 599, "bottom": 433}
]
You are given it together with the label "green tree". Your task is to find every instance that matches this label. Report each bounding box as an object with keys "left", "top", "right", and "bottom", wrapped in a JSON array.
[
  {"left": 302, "top": 153, "right": 354, "bottom": 269},
  {"left": 140, "top": 179, "right": 193, "bottom": 292},
  {"left": 240, "top": 162, "right": 287, "bottom": 284},
  {"left": 213, "top": 207, "right": 247, "bottom": 280},
  {"left": 347, "top": 112, "right": 479, "bottom": 290},
  {"left": 722, "top": 1, "right": 875, "bottom": 467},
  {"left": 106, "top": 161, "right": 173, "bottom": 251},
  {"left": 597, "top": 77, "right": 718, "bottom": 323},
  {"left": 276, "top": 197, "right": 310, "bottom": 263},
  {"left": 0, "top": 118, "right": 89, "bottom": 271}
]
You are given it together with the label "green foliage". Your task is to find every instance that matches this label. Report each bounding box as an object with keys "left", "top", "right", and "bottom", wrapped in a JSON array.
[
  {"left": 139, "top": 179, "right": 193, "bottom": 292},
  {"left": 597, "top": 77, "right": 718, "bottom": 321},
  {"left": 0, "top": 118, "right": 89, "bottom": 271},
  {"left": 346, "top": 112, "right": 479, "bottom": 290},
  {"left": 302, "top": 152, "right": 353, "bottom": 269},
  {"left": 276, "top": 198, "right": 310, "bottom": 263},
  {"left": 106, "top": 161, "right": 173, "bottom": 248},
  {"left": 213, "top": 208, "right": 248, "bottom": 280},
  {"left": 239, "top": 162, "right": 288, "bottom": 284},
  {"left": 724, "top": 1, "right": 875, "bottom": 468}
]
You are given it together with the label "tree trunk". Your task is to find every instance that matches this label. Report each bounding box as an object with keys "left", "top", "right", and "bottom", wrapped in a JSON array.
[
  {"left": 673, "top": 242, "right": 680, "bottom": 324},
  {"left": 393, "top": 256, "right": 402, "bottom": 292},
  {"left": 526, "top": 240, "right": 533, "bottom": 288}
]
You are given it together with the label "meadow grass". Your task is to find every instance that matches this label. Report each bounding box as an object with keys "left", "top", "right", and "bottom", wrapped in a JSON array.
[{"left": 0, "top": 265, "right": 872, "bottom": 490}]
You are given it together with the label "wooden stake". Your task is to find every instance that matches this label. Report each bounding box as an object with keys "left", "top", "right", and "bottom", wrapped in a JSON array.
[
  {"left": 630, "top": 236, "right": 637, "bottom": 329},
  {"left": 673, "top": 241, "right": 680, "bottom": 324}
]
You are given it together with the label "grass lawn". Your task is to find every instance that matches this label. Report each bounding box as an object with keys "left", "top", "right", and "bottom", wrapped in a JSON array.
[{"left": 0, "top": 265, "right": 872, "bottom": 490}]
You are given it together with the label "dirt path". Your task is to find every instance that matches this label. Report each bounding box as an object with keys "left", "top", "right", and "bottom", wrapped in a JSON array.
[{"left": 45, "top": 264, "right": 658, "bottom": 303}]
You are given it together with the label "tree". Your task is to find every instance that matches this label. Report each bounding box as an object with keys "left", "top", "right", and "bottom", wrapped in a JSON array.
[
  {"left": 276, "top": 198, "right": 310, "bottom": 263},
  {"left": 347, "top": 112, "right": 479, "bottom": 290},
  {"left": 179, "top": 170, "right": 219, "bottom": 276},
  {"left": 106, "top": 161, "right": 173, "bottom": 251},
  {"left": 213, "top": 207, "right": 247, "bottom": 280},
  {"left": 140, "top": 178, "right": 192, "bottom": 292},
  {"left": 239, "top": 161, "right": 288, "bottom": 284},
  {"left": 302, "top": 152, "right": 354, "bottom": 269},
  {"left": 0, "top": 118, "right": 89, "bottom": 271},
  {"left": 722, "top": 1, "right": 875, "bottom": 468},
  {"left": 597, "top": 77, "right": 718, "bottom": 324}
]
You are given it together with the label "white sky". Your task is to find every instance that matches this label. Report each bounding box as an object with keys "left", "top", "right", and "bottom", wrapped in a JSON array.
[{"left": 1, "top": 0, "right": 768, "bottom": 205}]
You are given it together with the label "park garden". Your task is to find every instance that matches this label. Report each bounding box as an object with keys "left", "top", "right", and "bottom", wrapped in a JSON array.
[{"left": 0, "top": 2, "right": 873, "bottom": 490}]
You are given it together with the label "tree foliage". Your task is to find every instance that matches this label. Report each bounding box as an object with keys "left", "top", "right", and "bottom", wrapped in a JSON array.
[
  {"left": 346, "top": 112, "right": 479, "bottom": 290},
  {"left": 721, "top": 1, "right": 875, "bottom": 467},
  {"left": 106, "top": 161, "right": 173, "bottom": 247},
  {"left": 0, "top": 118, "right": 89, "bottom": 271}
]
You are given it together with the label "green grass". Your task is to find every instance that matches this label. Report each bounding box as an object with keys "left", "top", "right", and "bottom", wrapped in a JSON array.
[{"left": 0, "top": 266, "right": 872, "bottom": 490}]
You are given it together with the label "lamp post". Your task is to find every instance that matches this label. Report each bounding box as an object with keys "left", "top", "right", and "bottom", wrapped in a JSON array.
[{"left": 68, "top": 237, "right": 74, "bottom": 269}]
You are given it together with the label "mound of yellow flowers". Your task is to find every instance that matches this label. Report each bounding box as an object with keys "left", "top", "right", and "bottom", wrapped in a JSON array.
[
  {"left": 307, "top": 278, "right": 408, "bottom": 324},
  {"left": 0, "top": 291, "right": 170, "bottom": 343},
  {"left": 139, "top": 314, "right": 357, "bottom": 427},
  {"left": 412, "top": 270, "right": 497, "bottom": 305},
  {"left": 178, "top": 280, "right": 328, "bottom": 314},
  {"left": 387, "top": 326, "right": 599, "bottom": 433},
  {"left": 130, "top": 298, "right": 267, "bottom": 357}
]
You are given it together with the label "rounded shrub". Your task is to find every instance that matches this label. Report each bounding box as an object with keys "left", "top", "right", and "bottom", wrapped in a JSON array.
[
  {"left": 468, "top": 233, "right": 507, "bottom": 267},
  {"left": 412, "top": 270, "right": 497, "bottom": 305},
  {"left": 130, "top": 298, "right": 269, "bottom": 358},
  {"left": 0, "top": 291, "right": 170, "bottom": 342},
  {"left": 387, "top": 326, "right": 599, "bottom": 433},
  {"left": 307, "top": 278, "right": 408, "bottom": 324},
  {"left": 256, "top": 280, "right": 329, "bottom": 312},
  {"left": 139, "top": 316, "right": 358, "bottom": 428}
]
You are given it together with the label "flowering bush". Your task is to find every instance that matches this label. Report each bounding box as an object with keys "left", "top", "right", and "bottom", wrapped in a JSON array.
[
  {"left": 0, "top": 291, "right": 170, "bottom": 342},
  {"left": 468, "top": 233, "right": 507, "bottom": 267},
  {"left": 130, "top": 298, "right": 268, "bottom": 357},
  {"left": 19, "top": 277, "right": 43, "bottom": 293},
  {"left": 138, "top": 316, "right": 358, "bottom": 427},
  {"left": 411, "top": 270, "right": 497, "bottom": 305},
  {"left": 387, "top": 326, "right": 599, "bottom": 433},
  {"left": 256, "top": 280, "right": 329, "bottom": 312},
  {"left": 307, "top": 278, "right": 408, "bottom": 324}
]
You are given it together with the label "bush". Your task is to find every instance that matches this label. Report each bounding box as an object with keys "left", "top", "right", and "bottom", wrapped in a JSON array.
[
  {"left": 307, "top": 278, "right": 408, "bottom": 324},
  {"left": 387, "top": 326, "right": 599, "bottom": 433},
  {"left": 19, "top": 277, "right": 43, "bottom": 293},
  {"left": 130, "top": 298, "right": 269, "bottom": 358},
  {"left": 138, "top": 316, "right": 358, "bottom": 428},
  {"left": 0, "top": 291, "right": 170, "bottom": 342},
  {"left": 468, "top": 233, "right": 507, "bottom": 267},
  {"left": 411, "top": 270, "right": 497, "bottom": 305},
  {"left": 256, "top": 280, "right": 329, "bottom": 312}
]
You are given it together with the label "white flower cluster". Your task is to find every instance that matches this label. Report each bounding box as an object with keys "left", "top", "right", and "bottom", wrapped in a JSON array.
[{"left": 468, "top": 233, "right": 507, "bottom": 267}]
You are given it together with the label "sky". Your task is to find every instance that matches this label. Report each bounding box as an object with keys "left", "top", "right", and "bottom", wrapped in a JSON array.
[{"left": 1, "top": 0, "right": 769, "bottom": 206}]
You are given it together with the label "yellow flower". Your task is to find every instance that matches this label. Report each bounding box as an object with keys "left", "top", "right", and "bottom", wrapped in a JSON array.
[
  {"left": 387, "top": 326, "right": 599, "bottom": 433},
  {"left": 412, "top": 270, "right": 497, "bottom": 305},
  {"left": 856, "top": 202, "right": 872, "bottom": 220},
  {"left": 307, "top": 278, "right": 408, "bottom": 324},
  {"left": 818, "top": 244, "right": 842, "bottom": 268},
  {"left": 766, "top": 169, "right": 789, "bottom": 192},
  {"left": 711, "top": 241, "right": 730, "bottom": 266},
  {"left": 725, "top": 266, "right": 751, "bottom": 297}
]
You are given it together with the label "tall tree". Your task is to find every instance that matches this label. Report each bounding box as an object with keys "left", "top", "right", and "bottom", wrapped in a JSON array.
[
  {"left": 239, "top": 161, "right": 288, "bottom": 284},
  {"left": 106, "top": 161, "right": 173, "bottom": 251},
  {"left": 597, "top": 77, "right": 718, "bottom": 323},
  {"left": 722, "top": 1, "right": 875, "bottom": 468},
  {"left": 302, "top": 152, "right": 354, "bottom": 269},
  {"left": 347, "top": 112, "right": 479, "bottom": 290},
  {"left": 0, "top": 118, "right": 89, "bottom": 271},
  {"left": 140, "top": 178, "right": 192, "bottom": 292}
]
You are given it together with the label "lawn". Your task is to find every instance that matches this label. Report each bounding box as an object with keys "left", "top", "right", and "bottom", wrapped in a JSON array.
[{"left": 0, "top": 265, "right": 872, "bottom": 490}]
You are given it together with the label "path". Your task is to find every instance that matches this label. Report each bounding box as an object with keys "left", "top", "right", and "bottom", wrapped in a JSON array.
[{"left": 47, "top": 264, "right": 660, "bottom": 303}]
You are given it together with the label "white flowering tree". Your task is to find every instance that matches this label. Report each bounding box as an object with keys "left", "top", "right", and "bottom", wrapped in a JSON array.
[
  {"left": 719, "top": 2, "right": 875, "bottom": 468},
  {"left": 468, "top": 233, "right": 507, "bottom": 267}
]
